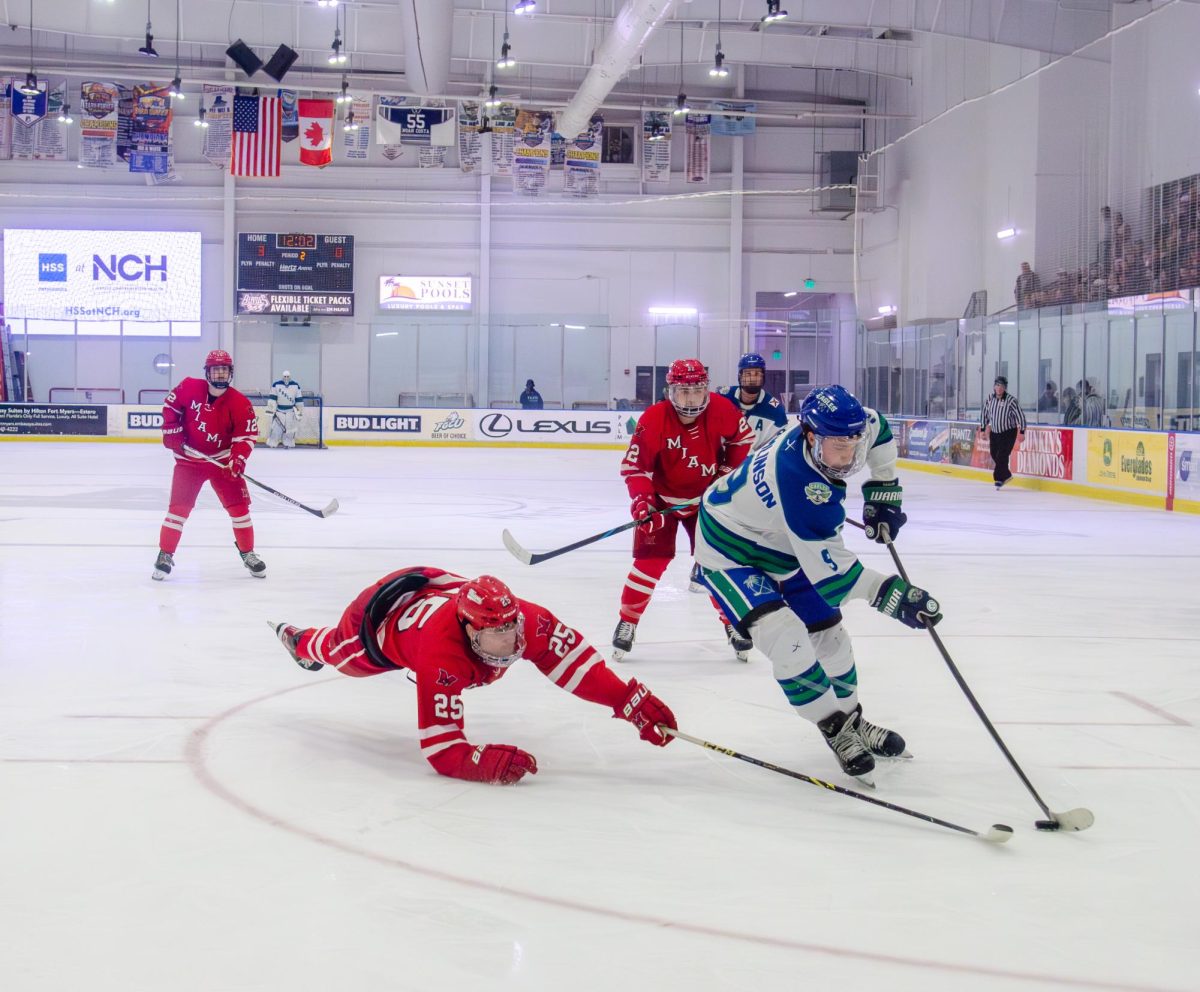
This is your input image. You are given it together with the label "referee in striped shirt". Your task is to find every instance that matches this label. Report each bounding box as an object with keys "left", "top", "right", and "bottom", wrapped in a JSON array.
[{"left": 979, "top": 376, "right": 1026, "bottom": 488}]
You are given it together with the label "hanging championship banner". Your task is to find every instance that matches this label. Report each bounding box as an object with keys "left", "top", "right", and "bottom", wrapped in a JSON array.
[
  {"left": 116, "top": 84, "right": 134, "bottom": 162},
  {"left": 341, "top": 95, "right": 371, "bottom": 160},
  {"left": 10, "top": 83, "right": 47, "bottom": 128},
  {"left": 685, "top": 112, "right": 711, "bottom": 185},
  {"left": 201, "top": 84, "right": 234, "bottom": 167},
  {"left": 550, "top": 132, "right": 565, "bottom": 170},
  {"left": 512, "top": 108, "right": 553, "bottom": 197},
  {"left": 0, "top": 82, "right": 12, "bottom": 161},
  {"left": 457, "top": 100, "right": 482, "bottom": 173},
  {"left": 147, "top": 132, "right": 180, "bottom": 185},
  {"left": 490, "top": 102, "right": 518, "bottom": 177},
  {"left": 279, "top": 89, "right": 299, "bottom": 142},
  {"left": 564, "top": 114, "right": 603, "bottom": 199},
  {"left": 711, "top": 100, "right": 756, "bottom": 136},
  {"left": 642, "top": 110, "right": 671, "bottom": 184},
  {"left": 376, "top": 95, "right": 408, "bottom": 161},
  {"left": 79, "top": 82, "right": 119, "bottom": 169},
  {"left": 128, "top": 84, "right": 171, "bottom": 174},
  {"left": 12, "top": 80, "right": 67, "bottom": 161}
]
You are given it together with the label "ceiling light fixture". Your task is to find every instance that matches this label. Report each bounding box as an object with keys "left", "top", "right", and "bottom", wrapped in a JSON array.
[
  {"left": 496, "top": 32, "right": 515, "bottom": 69},
  {"left": 484, "top": 84, "right": 501, "bottom": 109},
  {"left": 335, "top": 76, "right": 351, "bottom": 105},
  {"left": 343, "top": 109, "right": 359, "bottom": 132},
  {"left": 194, "top": 105, "right": 209, "bottom": 128},
  {"left": 329, "top": 27, "right": 347, "bottom": 64},
  {"left": 138, "top": 0, "right": 159, "bottom": 56},
  {"left": 673, "top": 92, "right": 690, "bottom": 116},
  {"left": 513, "top": 0, "right": 537, "bottom": 14},
  {"left": 19, "top": 2, "right": 38, "bottom": 95},
  {"left": 710, "top": 0, "right": 730, "bottom": 78},
  {"left": 169, "top": 0, "right": 184, "bottom": 98},
  {"left": 761, "top": 0, "right": 788, "bottom": 25},
  {"left": 169, "top": 76, "right": 184, "bottom": 99},
  {"left": 57, "top": 102, "right": 74, "bottom": 125},
  {"left": 996, "top": 227, "right": 1017, "bottom": 240}
]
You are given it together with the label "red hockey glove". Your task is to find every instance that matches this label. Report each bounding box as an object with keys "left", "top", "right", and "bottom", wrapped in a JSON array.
[
  {"left": 615, "top": 679, "right": 677, "bottom": 747},
  {"left": 227, "top": 454, "right": 247, "bottom": 478},
  {"left": 162, "top": 425, "right": 184, "bottom": 452},
  {"left": 471, "top": 744, "right": 538, "bottom": 785},
  {"left": 631, "top": 494, "right": 666, "bottom": 534}
]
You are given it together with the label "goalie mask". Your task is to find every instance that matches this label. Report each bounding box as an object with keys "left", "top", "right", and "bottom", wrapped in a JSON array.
[
  {"left": 204, "top": 349, "right": 234, "bottom": 392},
  {"left": 799, "top": 385, "right": 869, "bottom": 481},
  {"left": 457, "top": 575, "right": 526, "bottom": 668},
  {"left": 666, "top": 358, "right": 709, "bottom": 418}
]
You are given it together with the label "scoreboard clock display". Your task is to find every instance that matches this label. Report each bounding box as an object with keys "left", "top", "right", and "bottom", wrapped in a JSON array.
[{"left": 236, "top": 233, "right": 354, "bottom": 316}]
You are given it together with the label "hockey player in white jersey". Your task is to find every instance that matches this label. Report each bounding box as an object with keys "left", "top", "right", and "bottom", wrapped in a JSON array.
[
  {"left": 694, "top": 384, "right": 941, "bottom": 784},
  {"left": 720, "top": 352, "right": 789, "bottom": 449},
  {"left": 265, "top": 371, "right": 304, "bottom": 448}
]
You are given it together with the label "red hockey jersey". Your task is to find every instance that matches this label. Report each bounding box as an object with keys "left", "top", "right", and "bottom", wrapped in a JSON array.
[
  {"left": 162, "top": 377, "right": 258, "bottom": 466},
  {"left": 621, "top": 394, "right": 753, "bottom": 506},
  {"left": 363, "top": 568, "right": 632, "bottom": 780}
]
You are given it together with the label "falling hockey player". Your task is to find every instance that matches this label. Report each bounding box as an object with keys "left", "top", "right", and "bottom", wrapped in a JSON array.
[
  {"left": 694, "top": 384, "right": 942, "bottom": 785},
  {"left": 270, "top": 568, "right": 677, "bottom": 785},
  {"left": 153, "top": 350, "right": 265, "bottom": 581},
  {"left": 614, "top": 358, "right": 756, "bottom": 662},
  {"left": 265, "top": 371, "right": 304, "bottom": 448}
]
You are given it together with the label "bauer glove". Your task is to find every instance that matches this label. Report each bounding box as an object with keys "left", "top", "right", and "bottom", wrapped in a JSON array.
[
  {"left": 615, "top": 679, "right": 676, "bottom": 747},
  {"left": 468, "top": 744, "right": 538, "bottom": 785}
]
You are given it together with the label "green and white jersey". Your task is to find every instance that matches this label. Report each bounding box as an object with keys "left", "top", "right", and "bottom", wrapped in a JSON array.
[{"left": 695, "top": 409, "right": 898, "bottom": 610}]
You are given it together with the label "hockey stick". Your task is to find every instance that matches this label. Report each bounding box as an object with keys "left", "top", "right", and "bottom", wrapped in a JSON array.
[
  {"left": 182, "top": 446, "right": 339, "bottom": 519},
  {"left": 502, "top": 499, "right": 699, "bottom": 566},
  {"left": 848, "top": 518, "right": 1093, "bottom": 833},
  {"left": 664, "top": 727, "right": 1012, "bottom": 844}
]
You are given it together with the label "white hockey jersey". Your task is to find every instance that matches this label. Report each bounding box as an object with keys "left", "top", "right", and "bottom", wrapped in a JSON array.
[
  {"left": 695, "top": 409, "right": 898, "bottom": 610},
  {"left": 269, "top": 379, "right": 304, "bottom": 412}
]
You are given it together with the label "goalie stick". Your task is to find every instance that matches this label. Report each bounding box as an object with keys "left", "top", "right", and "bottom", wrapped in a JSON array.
[
  {"left": 182, "top": 446, "right": 339, "bottom": 519},
  {"left": 849, "top": 518, "right": 1094, "bottom": 833},
  {"left": 664, "top": 727, "right": 1012, "bottom": 844},
  {"left": 502, "top": 499, "right": 699, "bottom": 566}
]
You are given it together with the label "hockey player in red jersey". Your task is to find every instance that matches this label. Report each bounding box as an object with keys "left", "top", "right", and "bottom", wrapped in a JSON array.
[
  {"left": 153, "top": 349, "right": 264, "bottom": 581},
  {"left": 270, "top": 568, "right": 677, "bottom": 785},
  {"left": 614, "top": 358, "right": 755, "bottom": 661}
]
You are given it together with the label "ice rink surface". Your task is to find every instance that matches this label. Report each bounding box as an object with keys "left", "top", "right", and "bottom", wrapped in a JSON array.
[{"left": 1, "top": 441, "right": 1197, "bottom": 992}]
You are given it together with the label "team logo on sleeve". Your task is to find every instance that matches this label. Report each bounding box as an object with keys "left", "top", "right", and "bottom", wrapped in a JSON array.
[
  {"left": 436, "top": 668, "right": 458, "bottom": 687},
  {"left": 804, "top": 481, "right": 833, "bottom": 505},
  {"left": 536, "top": 616, "right": 552, "bottom": 638}
]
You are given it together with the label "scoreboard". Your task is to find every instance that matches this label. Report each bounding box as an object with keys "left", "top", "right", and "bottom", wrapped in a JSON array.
[{"left": 236, "top": 233, "right": 354, "bottom": 316}]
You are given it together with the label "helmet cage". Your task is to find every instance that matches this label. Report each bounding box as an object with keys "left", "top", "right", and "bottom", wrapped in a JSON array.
[{"left": 468, "top": 613, "right": 527, "bottom": 668}]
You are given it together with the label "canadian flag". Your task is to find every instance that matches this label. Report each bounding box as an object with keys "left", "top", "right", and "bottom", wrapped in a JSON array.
[{"left": 298, "top": 99, "right": 334, "bottom": 167}]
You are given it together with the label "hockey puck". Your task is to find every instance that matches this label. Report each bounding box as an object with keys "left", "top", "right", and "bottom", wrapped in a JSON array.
[{"left": 1034, "top": 819, "right": 1061, "bottom": 831}]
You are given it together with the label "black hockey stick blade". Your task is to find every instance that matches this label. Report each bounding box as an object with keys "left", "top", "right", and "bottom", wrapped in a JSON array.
[
  {"left": 501, "top": 501, "right": 699, "bottom": 566},
  {"left": 664, "top": 727, "right": 1012, "bottom": 844},
  {"left": 183, "top": 446, "right": 338, "bottom": 519}
]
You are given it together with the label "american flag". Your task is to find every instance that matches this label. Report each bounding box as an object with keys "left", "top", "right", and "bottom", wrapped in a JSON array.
[{"left": 230, "top": 95, "right": 281, "bottom": 177}]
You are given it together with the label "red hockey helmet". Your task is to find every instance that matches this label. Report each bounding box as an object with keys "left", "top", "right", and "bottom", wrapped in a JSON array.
[
  {"left": 204, "top": 349, "right": 234, "bottom": 389},
  {"left": 665, "top": 358, "right": 709, "bottom": 417},
  {"left": 457, "top": 576, "right": 526, "bottom": 668}
]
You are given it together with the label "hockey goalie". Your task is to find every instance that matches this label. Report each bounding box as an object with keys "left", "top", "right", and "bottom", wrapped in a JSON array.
[{"left": 266, "top": 371, "right": 304, "bottom": 448}]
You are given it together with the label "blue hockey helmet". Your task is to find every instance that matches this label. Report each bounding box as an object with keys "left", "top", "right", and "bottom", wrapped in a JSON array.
[
  {"left": 737, "top": 352, "right": 767, "bottom": 393},
  {"left": 737, "top": 352, "right": 767, "bottom": 373},
  {"left": 799, "top": 385, "right": 869, "bottom": 480}
]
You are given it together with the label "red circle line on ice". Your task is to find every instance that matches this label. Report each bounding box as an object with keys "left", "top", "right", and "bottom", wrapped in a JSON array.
[{"left": 186, "top": 683, "right": 1166, "bottom": 992}]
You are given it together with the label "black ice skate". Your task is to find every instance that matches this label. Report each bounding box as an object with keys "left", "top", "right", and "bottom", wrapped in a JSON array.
[
  {"left": 612, "top": 619, "right": 637, "bottom": 662},
  {"left": 268, "top": 620, "right": 322, "bottom": 670},
  {"left": 239, "top": 547, "right": 267, "bottom": 578},
  {"left": 856, "top": 707, "right": 911, "bottom": 759},
  {"left": 724, "top": 622, "right": 752, "bottom": 663},
  {"left": 151, "top": 551, "right": 174, "bottom": 581},
  {"left": 818, "top": 707, "right": 876, "bottom": 786},
  {"left": 688, "top": 562, "right": 706, "bottom": 594}
]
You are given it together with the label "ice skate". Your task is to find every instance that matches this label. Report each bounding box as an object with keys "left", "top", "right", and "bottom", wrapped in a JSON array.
[
  {"left": 239, "top": 547, "right": 267, "bottom": 578},
  {"left": 856, "top": 708, "right": 911, "bottom": 759},
  {"left": 724, "top": 622, "right": 752, "bottom": 662},
  {"left": 268, "top": 620, "right": 322, "bottom": 670},
  {"left": 817, "top": 707, "right": 875, "bottom": 786},
  {"left": 688, "top": 562, "right": 706, "bottom": 594},
  {"left": 612, "top": 619, "right": 637, "bottom": 661},
  {"left": 151, "top": 551, "right": 174, "bottom": 581}
]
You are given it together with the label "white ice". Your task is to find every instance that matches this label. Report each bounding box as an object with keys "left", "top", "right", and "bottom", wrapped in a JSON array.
[{"left": 1, "top": 442, "right": 1197, "bottom": 992}]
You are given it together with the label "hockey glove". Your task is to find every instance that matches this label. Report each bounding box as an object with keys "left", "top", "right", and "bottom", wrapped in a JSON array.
[
  {"left": 615, "top": 679, "right": 676, "bottom": 747},
  {"left": 862, "top": 480, "right": 906, "bottom": 544},
  {"left": 872, "top": 576, "right": 942, "bottom": 630},
  {"left": 631, "top": 494, "right": 666, "bottom": 534},
  {"left": 470, "top": 744, "right": 538, "bottom": 785},
  {"left": 162, "top": 425, "right": 184, "bottom": 453},
  {"left": 227, "top": 454, "right": 247, "bottom": 478}
]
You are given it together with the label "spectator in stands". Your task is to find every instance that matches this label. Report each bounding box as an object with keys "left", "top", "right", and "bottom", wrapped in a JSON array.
[
  {"left": 1038, "top": 381, "right": 1058, "bottom": 414},
  {"left": 519, "top": 379, "right": 544, "bottom": 410},
  {"left": 1014, "top": 262, "right": 1041, "bottom": 310}
]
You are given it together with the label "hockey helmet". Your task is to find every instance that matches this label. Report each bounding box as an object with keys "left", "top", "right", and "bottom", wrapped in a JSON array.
[
  {"left": 665, "top": 358, "right": 710, "bottom": 418},
  {"left": 737, "top": 352, "right": 767, "bottom": 393},
  {"left": 281, "top": 370, "right": 292, "bottom": 382},
  {"left": 799, "top": 385, "right": 869, "bottom": 480},
  {"left": 457, "top": 575, "right": 526, "bottom": 668},
  {"left": 204, "top": 349, "right": 234, "bottom": 390}
]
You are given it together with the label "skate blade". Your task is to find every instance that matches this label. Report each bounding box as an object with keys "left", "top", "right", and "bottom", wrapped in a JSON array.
[
  {"left": 852, "top": 772, "right": 876, "bottom": 789},
  {"left": 151, "top": 570, "right": 167, "bottom": 581},
  {"left": 735, "top": 650, "right": 750, "bottom": 663},
  {"left": 611, "top": 648, "right": 628, "bottom": 662},
  {"left": 877, "top": 749, "right": 914, "bottom": 761}
]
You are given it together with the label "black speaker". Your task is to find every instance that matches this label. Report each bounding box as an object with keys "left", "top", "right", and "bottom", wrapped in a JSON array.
[
  {"left": 263, "top": 44, "right": 299, "bottom": 83},
  {"left": 225, "top": 39, "right": 263, "bottom": 78}
]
